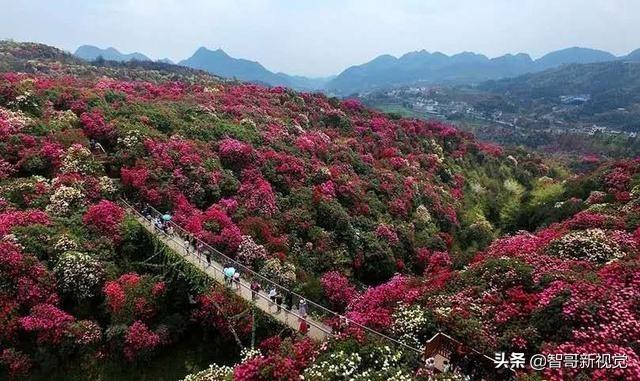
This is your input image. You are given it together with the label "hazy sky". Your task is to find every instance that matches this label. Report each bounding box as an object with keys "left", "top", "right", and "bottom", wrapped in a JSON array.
[{"left": 0, "top": 0, "right": 638, "bottom": 77}]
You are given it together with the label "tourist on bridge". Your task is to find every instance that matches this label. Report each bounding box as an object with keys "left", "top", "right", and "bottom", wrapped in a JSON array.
[
  {"left": 298, "top": 298, "right": 308, "bottom": 317},
  {"left": 275, "top": 291, "right": 283, "bottom": 313},
  {"left": 268, "top": 287, "right": 277, "bottom": 310},
  {"left": 233, "top": 271, "right": 241, "bottom": 290},
  {"left": 142, "top": 204, "right": 151, "bottom": 220},
  {"left": 338, "top": 315, "right": 348, "bottom": 332},
  {"left": 204, "top": 250, "right": 212, "bottom": 267},
  {"left": 299, "top": 319, "right": 308, "bottom": 336},
  {"left": 250, "top": 281, "right": 261, "bottom": 301},
  {"left": 184, "top": 234, "right": 194, "bottom": 253},
  {"left": 183, "top": 236, "right": 191, "bottom": 253},
  {"left": 285, "top": 291, "right": 293, "bottom": 310},
  {"left": 223, "top": 266, "right": 235, "bottom": 287},
  {"left": 153, "top": 217, "right": 163, "bottom": 231},
  {"left": 161, "top": 212, "right": 172, "bottom": 233}
]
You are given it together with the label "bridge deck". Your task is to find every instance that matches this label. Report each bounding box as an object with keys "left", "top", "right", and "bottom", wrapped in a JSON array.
[{"left": 130, "top": 212, "right": 334, "bottom": 341}]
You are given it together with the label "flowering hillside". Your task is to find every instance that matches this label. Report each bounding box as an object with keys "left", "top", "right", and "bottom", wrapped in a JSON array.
[{"left": 0, "top": 42, "right": 638, "bottom": 380}]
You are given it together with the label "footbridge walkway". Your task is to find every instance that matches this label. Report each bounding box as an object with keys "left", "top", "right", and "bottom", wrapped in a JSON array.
[{"left": 121, "top": 199, "right": 423, "bottom": 354}]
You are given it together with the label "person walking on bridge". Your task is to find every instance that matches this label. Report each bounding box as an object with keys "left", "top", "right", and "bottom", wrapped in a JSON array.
[
  {"left": 299, "top": 319, "right": 309, "bottom": 336},
  {"left": 204, "top": 249, "right": 211, "bottom": 267},
  {"left": 153, "top": 217, "right": 163, "bottom": 232},
  {"left": 250, "top": 281, "right": 261, "bottom": 301},
  {"left": 188, "top": 234, "right": 196, "bottom": 252},
  {"left": 298, "top": 298, "right": 308, "bottom": 318},
  {"left": 223, "top": 266, "right": 235, "bottom": 287},
  {"left": 275, "top": 291, "right": 283, "bottom": 313},
  {"left": 142, "top": 203, "right": 151, "bottom": 220},
  {"left": 285, "top": 291, "right": 293, "bottom": 311},
  {"left": 233, "top": 271, "right": 241, "bottom": 291},
  {"left": 268, "top": 287, "right": 277, "bottom": 312}
]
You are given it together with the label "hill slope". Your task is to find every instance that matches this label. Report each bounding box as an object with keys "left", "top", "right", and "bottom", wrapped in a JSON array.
[
  {"left": 1, "top": 41, "right": 639, "bottom": 381},
  {"left": 534, "top": 46, "right": 616, "bottom": 70},
  {"left": 480, "top": 60, "right": 640, "bottom": 129}
]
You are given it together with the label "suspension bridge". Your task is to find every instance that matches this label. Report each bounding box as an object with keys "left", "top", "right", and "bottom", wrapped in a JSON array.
[{"left": 120, "top": 199, "right": 423, "bottom": 354}]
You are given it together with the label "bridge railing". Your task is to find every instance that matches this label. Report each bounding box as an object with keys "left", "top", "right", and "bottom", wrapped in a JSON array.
[
  {"left": 121, "top": 198, "right": 334, "bottom": 335},
  {"left": 120, "top": 198, "right": 423, "bottom": 355}
]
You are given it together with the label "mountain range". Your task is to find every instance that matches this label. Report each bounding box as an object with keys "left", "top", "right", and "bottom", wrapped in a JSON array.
[
  {"left": 327, "top": 47, "right": 639, "bottom": 95},
  {"left": 177, "top": 47, "right": 332, "bottom": 91},
  {"left": 75, "top": 45, "right": 174, "bottom": 65},
  {"left": 74, "top": 45, "right": 640, "bottom": 94}
]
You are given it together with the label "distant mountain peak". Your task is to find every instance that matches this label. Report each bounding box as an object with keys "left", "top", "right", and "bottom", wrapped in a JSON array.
[
  {"left": 74, "top": 45, "right": 150, "bottom": 62},
  {"left": 194, "top": 46, "right": 230, "bottom": 57},
  {"left": 625, "top": 48, "right": 640, "bottom": 61},
  {"left": 534, "top": 47, "right": 616, "bottom": 70},
  {"left": 327, "top": 47, "right": 627, "bottom": 95},
  {"left": 178, "top": 47, "right": 330, "bottom": 90}
]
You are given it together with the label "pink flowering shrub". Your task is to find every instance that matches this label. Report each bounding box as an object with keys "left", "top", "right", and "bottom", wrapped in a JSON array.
[
  {"left": 320, "top": 271, "right": 358, "bottom": 312},
  {"left": 0, "top": 242, "right": 58, "bottom": 322},
  {"left": 19, "top": 304, "right": 74, "bottom": 344},
  {"left": 238, "top": 169, "right": 278, "bottom": 217},
  {"left": 192, "top": 289, "right": 253, "bottom": 338},
  {"left": 236, "top": 235, "right": 267, "bottom": 267},
  {"left": 80, "top": 109, "right": 114, "bottom": 140},
  {"left": 123, "top": 320, "right": 161, "bottom": 361},
  {"left": 313, "top": 180, "right": 336, "bottom": 201},
  {"left": 0, "top": 349, "right": 32, "bottom": 378},
  {"left": 68, "top": 320, "right": 102, "bottom": 346},
  {"left": 375, "top": 223, "right": 399, "bottom": 246},
  {"left": 0, "top": 209, "right": 49, "bottom": 236},
  {"left": 346, "top": 275, "right": 412, "bottom": 331},
  {"left": 82, "top": 200, "right": 125, "bottom": 242},
  {"left": 197, "top": 205, "right": 243, "bottom": 254},
  {"left": 218, "top": 138, "right": 254, "bottom": 168},
  {"left": 103, "top": 273, "right": 165, "bottom": 324},
  {"left": 233, "top": 338, "right": 316, "bottom": 381}
]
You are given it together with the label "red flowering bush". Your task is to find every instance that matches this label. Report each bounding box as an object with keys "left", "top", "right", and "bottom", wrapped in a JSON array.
[
  {"left": 375, "top": 223, "right": 399, "bottom": 246},
  {"left": 238, "top": 169, "right": 278, "bottom": 217},
  {"left": 198, "top": 205, "right": 242, "bottom": 254},
  {"left": 82, "top": 200, "right": 125, "bottom": 242},
  {"left": 346, "top": 275, "right": 413, "bottom": 331},
  {"left": 0, "top": 242, "right": 58, "bottom": 321},
  {"left": 0, "top": 209, "right": 49, "bottom": 236},
  {"left": 19, "top": 303, "right": 74, "bottom": 344},
  {"left": 218, "top": 138, "right": 254, "bottom": 168},
  {"left": 103, "top": 273, "right": 165, "bottom": 324},
  {"left": 80, "top": 109, "right": 114, "bottom": 140},
  {"left": 123, "top": 320, "right": 161, "bottom": 361},
  {"left": 320, "top": 271, "right": 358, "bottom": 312},
  {"left": 233, "top": 338, "right": 317, "bottom": 381},
  {"left": 192, "top": 289, "right": 253, "bottom": 339},
  {"left": 0, "top": 349, "right": 32, "bottom": 378}
]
